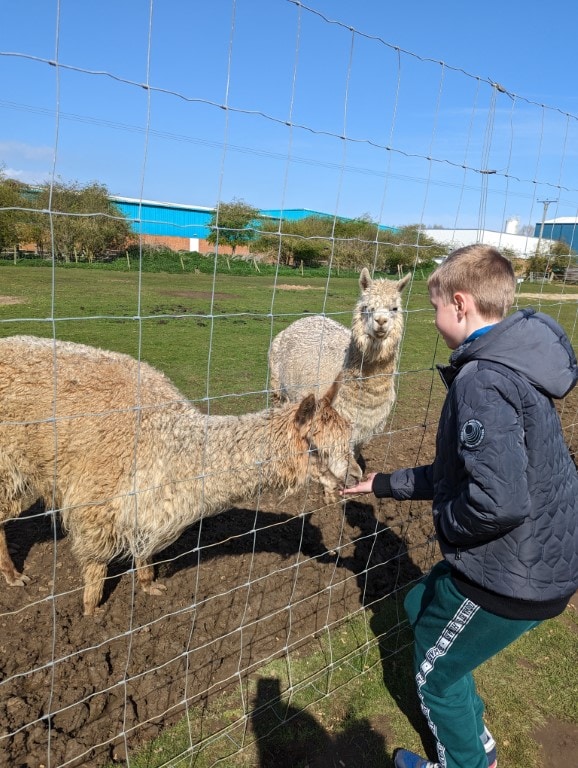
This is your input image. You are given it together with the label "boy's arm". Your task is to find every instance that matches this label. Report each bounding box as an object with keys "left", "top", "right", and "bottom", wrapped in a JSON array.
[
  {"left": 387, "top": 464, "right": 435, "bottom": 500},
  {"left": 340, "top": 465, "right": 435, "bottom": 499}
]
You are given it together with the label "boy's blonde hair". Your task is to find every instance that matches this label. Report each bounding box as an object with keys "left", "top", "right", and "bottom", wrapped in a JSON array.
[{"left": 428, "top": 244, "right": 516, "bottom": 320}]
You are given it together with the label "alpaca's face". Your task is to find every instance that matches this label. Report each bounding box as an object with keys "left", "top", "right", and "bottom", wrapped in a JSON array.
[
  {"left": 357, "top": 290, "right": 402, "bottom": 339},
  {"left": 354, "top": 274, "right": 410, "bottom": 342},
  {"left": 305, "top": 408, "right": 362, "bottom": 491}
]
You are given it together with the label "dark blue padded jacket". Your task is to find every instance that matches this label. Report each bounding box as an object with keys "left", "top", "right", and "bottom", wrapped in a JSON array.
[{"left": 383, "top": 308, "right": 578, "bottom": 618}]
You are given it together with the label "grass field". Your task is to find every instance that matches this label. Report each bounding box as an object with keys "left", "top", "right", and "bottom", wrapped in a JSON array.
[
  {"left": 0, "top": 262, "right": 577, "bottom": 767},
  {"left": 2, "top": 261, "right": 575, "bottom": 409}
]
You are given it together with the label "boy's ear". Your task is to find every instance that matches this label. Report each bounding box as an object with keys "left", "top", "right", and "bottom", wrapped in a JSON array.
[{"left": 453, "top": 291, "right": 467, "bottom": 313}]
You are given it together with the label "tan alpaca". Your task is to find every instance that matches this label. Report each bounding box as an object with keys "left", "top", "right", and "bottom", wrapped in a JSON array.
[
  {"left": 0, "top": 336, "right": 362, "bottom": 616},
  {"left": 269, "top": 268, "right": 411, "bottom": 457}
]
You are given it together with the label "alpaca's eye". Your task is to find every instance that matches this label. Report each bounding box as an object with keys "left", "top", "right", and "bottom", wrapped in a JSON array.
[{"left": 391, "top": 307, "right": 398, "bottom": 312}]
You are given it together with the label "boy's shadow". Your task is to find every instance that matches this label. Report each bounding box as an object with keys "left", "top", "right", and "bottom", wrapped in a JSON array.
[
  {"left": 337, "top": 499, "right": 423, "bottom": 607},
  {"left": 338, "top": 498, "right": 438, "bottom": 760},
  {"left": 252, "top": 676, "right": 389, "bottom": 767},
  {"left": 369, "top": 602, "right": 438, "bottom": 760}
]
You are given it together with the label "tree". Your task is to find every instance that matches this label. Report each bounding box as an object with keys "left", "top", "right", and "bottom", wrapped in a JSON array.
[
  {"left": 255, "top": 215, "right": 331, "bottom": 266},
  {"left": 526, "top": 239, "right": 577, "bottom": 278},
  {"left": 332, "top": 215, "right": 384, "bottom": 270},
  {"left": 254, "top": 214, "right": 449, "bottom": 271},
  {"left": 0, "top": 169, "right": 30, "bottom": 253},
  {"left": 546, "top": 238, "right": 576, "bottom": 259},
  {"left": 376, "top": 224, "right": 448, "bottom": 272},
  {"left": 206, "top": 198, "right": 259, "bottom": 256},
  {"left": 31, "top": 179, "right": 132, "bottom": 261},
  {"left": 255, "top": 214, "right": 391, "bottom": 269}
]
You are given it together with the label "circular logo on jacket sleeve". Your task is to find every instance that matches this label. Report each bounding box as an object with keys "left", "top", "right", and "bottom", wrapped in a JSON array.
[{"left": 460, "top": 419, "right": 485, "bottom": 448}]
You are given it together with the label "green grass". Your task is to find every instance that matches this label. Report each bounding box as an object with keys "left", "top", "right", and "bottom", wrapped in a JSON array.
[
  {"left": 0, "top": 263, "right": 369, "bottom": 411},
  {"left": 2, "top": 261, "right": 576, "bottom": 413},
  {"left": 1, "top": 262, "right": 577, "bottom": 766}
]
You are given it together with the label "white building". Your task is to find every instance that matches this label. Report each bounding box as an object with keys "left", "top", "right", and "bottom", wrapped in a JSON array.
[{"left": 420, "top": 227, "right": 547, "bottom": 259}]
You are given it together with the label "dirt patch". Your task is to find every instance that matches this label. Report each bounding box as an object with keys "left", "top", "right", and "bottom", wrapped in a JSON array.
[
  {"left": 160, "top": 290, "right": 240, "bottom": 299},
  {"left": 276, "top": 284, "right": 324, "bottom": 290},
  {"left": 519, "top": 292, "right": 578, "bottom": 301},
  {"left": 533, "top": 720, "right": 578, "bottom": 764},
  {"left": 0, "top": 295, "right": 24, "bottom": 305},
  {"left": 0, "top": 415, "right": 575, "bottom": 767}
]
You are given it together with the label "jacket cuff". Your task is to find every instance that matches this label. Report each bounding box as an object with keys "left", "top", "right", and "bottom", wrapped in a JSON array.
[{"left": 372, "top": 473, "right": 393, "bottom": 498}]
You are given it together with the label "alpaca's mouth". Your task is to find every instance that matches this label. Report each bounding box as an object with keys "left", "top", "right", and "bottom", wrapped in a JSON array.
[{"left": 344, "top": 463, "right": 363, "bottom": 487}]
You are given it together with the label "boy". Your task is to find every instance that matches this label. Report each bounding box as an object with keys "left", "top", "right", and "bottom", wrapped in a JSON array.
[{"left": 341, "top": 245, "right": 578, "bottom": 768}]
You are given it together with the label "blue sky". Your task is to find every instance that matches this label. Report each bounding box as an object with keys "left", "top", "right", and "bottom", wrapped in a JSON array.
[{"left": 1, "top": 0, "right": 578, "bottom": 231}]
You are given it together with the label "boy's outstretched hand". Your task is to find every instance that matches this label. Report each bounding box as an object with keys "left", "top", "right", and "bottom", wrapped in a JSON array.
[{"left": 339, "top": 472, "right": 377, "bottom": 496}]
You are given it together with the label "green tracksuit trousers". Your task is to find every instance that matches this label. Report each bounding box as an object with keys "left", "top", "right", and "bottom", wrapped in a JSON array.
[{"left": 404, "top": 561, "right": 540, "bottom": 768}]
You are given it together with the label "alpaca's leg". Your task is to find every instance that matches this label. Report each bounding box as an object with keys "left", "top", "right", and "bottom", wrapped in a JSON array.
[
  {"left": 268, "top": 354, "right": 287, "bottom": 404},
  {"left": 82, "top": 560, "right": 108, "bottom": 616},
  {"left": 0, "top": 474, "right": 31, "bottom": 585},
  {"left": 322, "top": 486, "right": 340, "bottom": 505},
  {"left": 135, "top": 557, "right": 167, "bottom": 596},
  {"left": 355, "top": 451, "right": 366, "bottom": 474},
  {"left": 0, "top": 522, "right": 31, "bottom": 586},
  {"left": 270, "top": 383, "right": 285, "bottom": 404}
]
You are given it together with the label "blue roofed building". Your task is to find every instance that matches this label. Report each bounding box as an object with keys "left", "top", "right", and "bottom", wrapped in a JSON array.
[
  {"left": 111, "top": 196, "right": 216, "bottom": 252},
  {"left": 533, "top": 218, "right": 578, "bottom": 253},
  {"left": 111, "top": 198, "right": 397, "bottom": 254},
  {"left": 259, "top": 207, "right": 397, "bottom": 231}
]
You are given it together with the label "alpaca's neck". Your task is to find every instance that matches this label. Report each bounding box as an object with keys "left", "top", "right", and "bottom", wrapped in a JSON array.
[
  {"left": 344, "top": 333, "right": 400, "bottom": 376},
  {"left": 197, "top": 407, "right": 301, "bottom": 514}
]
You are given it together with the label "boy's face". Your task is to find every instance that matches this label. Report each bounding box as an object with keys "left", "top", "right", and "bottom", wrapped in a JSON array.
[{"left": 429, "top": 288, "right": 468, "bottom": 350}]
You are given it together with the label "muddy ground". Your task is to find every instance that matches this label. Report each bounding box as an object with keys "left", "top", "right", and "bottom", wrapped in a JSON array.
[{"left": 0, "top": 412, "right": 576, "bottom": 768}]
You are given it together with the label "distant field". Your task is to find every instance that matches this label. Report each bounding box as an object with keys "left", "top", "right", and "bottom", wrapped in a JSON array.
[{"left": 0, "top": 263, "right": 576, "bottom": 414}]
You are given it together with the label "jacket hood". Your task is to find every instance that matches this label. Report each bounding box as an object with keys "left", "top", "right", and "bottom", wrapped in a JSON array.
[{"left": 450, "top": 308, "right": 578, "bottom": 399}]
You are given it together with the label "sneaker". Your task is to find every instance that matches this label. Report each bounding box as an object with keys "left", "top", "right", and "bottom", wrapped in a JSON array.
[
  {"left": 393, "top": 748, "right": 439, "bottom": 768},
  {"left": 481, "top": 726, "right": 497, "bottom": 768}
]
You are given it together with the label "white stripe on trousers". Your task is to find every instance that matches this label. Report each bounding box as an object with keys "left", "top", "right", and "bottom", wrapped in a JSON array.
[{"left": 415, "top": 598, "right": 480, "bottom": 768}]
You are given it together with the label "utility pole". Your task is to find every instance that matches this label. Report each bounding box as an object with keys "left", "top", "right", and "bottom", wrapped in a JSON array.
[
  {"left": 536, "top": 198, "right": 557, "bottom": 255},
  {"left": 477, "top": 169, "right": 497, "bottom": 242}
]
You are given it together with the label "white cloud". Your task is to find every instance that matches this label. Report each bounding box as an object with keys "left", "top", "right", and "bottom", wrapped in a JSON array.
[
  {"left": 3, "top": 167, "right": 49, "bottom": 185},
  {"left": 0, "top": 141, "right": 53, "bottom": 161},
  {"left": 0, "top": 142, "right": 53, "bottom": 185}
]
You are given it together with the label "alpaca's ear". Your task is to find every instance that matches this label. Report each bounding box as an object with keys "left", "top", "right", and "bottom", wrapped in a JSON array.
[
  {"left": 359, "top": 267, "right": 372, "bottom": 292},
  {"left": 398, "top": 272, "right": 412, "bottom": 292},
  {"left": 295, "top": 393, "right": 316, "bottom": 431},
  {"left": 322, "top": 371, "right": 342, "bottom": 406}
]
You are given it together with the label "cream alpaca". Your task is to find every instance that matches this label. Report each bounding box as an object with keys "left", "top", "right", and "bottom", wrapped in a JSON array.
[
  {"left": 269, "top": 268, "right": 411, "bottom": 457},
  {"left": 0, "top": 336, "right": 362, "bottom": 615}
]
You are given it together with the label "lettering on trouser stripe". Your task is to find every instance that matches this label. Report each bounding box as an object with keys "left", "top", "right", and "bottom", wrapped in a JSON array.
[{"left": 415, "top": 599, "right": 480, "bottom": 768}]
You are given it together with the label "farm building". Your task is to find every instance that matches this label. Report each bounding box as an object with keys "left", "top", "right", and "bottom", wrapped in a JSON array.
[
  {"left": 533, "top": 217, "right": 578, "bottom": 252},
  {"left": 111, "top": 197, "right": 217, "bottom": 253},
  {"left": 420, "top": 211, "right": 578, "bottom": 260},
  {"left": 111, "top": 197, "right": 397, "bottom": 255},
  {"left": 113, "top": 198, "right": 574, "bottom": 260},
  {"left": 420, "top": 227, "right": 546, "bottom": 259}
]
